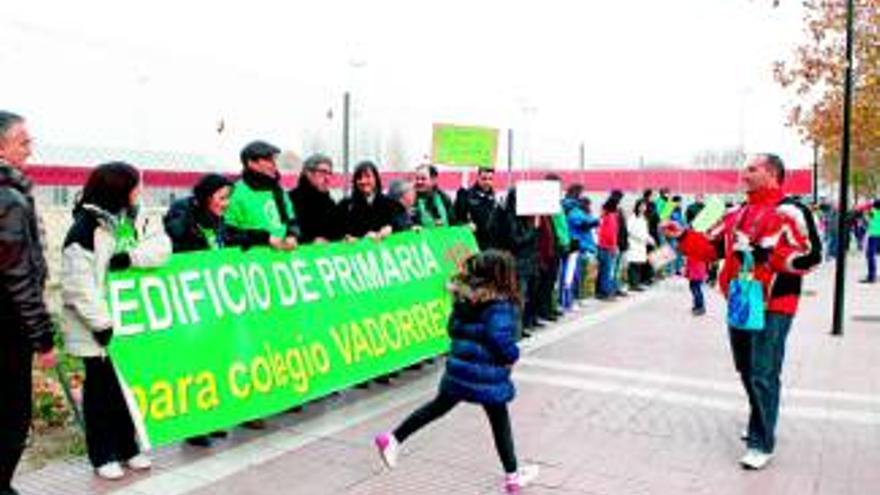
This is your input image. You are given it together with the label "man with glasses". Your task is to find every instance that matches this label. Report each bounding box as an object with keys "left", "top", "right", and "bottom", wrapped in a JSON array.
[{"left": 289, "top": 154, "right": 341, "bottom": 244}]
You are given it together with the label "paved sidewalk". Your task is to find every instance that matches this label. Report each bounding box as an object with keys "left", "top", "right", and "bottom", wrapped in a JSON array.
[{"left": 16, "top": 255, "right": 880, "bottom": 494}]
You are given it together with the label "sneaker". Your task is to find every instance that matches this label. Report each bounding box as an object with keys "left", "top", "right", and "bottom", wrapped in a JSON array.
[
  {"left": 860, "top": 278, "right": 877, "bottom": 284},
  {"left": 126, "top": 453, "right": 152, "bottom": 471},
  {"left": 740, "top": 429, "right": 748, "bottom": 441},
  {"left": 374, "top": 432, "right": 399, "bottom": 469},
  {"left": 504, "top": 464, "right": 540, "bottom": 493},
  {"left": 95, "top": 462, "right": 125, "bottom": 480},
  {"left": 739, "top": 449, "right": 773, "bottom": 470},
  {"left": 692, "top": 307, "right": 706, "bottom": 316}
]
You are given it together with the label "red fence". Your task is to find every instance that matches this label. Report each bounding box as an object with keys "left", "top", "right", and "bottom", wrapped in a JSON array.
[{"left": 26, "top": 165, "right": 813, "bottom": 195}]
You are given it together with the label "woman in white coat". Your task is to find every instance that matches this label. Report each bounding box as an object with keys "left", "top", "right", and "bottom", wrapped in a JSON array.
[
  {"left": 61, "top": 162, "right": 171, "bottom": 480},
  {"left": 626, "top": 199, "right": 655, "bottom": 291}
]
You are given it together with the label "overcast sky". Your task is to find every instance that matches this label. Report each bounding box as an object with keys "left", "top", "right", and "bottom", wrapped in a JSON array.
[{"left": 0, "top": 0, "right": 813, "bottom": 171}]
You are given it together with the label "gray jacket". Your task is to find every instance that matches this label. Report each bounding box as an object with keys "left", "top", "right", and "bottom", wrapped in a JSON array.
[{"left": 61, "top": 204, "right": 170, "bottom": 357}]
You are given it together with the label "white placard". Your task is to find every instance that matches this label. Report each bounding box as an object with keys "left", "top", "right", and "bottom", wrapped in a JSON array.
[{"left": 515, "top": 180, "right": 561, "bottom": 215}]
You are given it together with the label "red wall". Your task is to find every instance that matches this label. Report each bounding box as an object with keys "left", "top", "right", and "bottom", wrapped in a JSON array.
[{"left": 25, "top": 164, "right": 813, "bottom": 195}]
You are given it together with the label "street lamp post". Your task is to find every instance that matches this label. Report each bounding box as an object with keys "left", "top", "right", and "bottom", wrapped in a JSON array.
[{"left": 831, "top": 0, "right": 855, "bottom": 337}]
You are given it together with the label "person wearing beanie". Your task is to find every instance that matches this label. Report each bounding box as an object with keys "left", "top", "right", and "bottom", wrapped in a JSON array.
[{"left": 225, "top": 140, "right": 299, "bottom": 250}]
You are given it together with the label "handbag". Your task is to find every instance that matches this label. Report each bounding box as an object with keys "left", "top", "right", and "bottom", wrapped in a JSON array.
[{"left": 727, "top": 251, "right": 766, "bottom": 331}]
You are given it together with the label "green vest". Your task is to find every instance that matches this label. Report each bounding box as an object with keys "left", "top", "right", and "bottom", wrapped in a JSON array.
[
  {"left": 225, "top": 180, "right": 295, "bottom": 239},
  {"left": 869, "top": 208, "right": 880, "bottom": 237}
]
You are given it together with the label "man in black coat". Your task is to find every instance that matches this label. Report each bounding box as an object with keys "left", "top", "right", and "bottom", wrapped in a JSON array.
[
  {"left": 288, "top": 154, "right": 342, "bottom": 243},
  {"left": 0, "top": 111, "right": 57, "bottom": 495},
  {"left": 454, "top": 168, "right": 498, "bottom": 250}
]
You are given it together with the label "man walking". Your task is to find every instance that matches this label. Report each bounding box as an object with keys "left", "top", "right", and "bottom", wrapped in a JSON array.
[
  {"left": 664, "top": 154, "right": 821, "bottom": 470},
  {"left": 0, "top": 111, "right": 58, "bottom": 495}
]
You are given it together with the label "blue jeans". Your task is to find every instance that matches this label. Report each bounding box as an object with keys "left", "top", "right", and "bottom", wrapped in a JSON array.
[
  {"left": 728, "top": 313, "right": 793, "bottom": 454},
  {"left": 689, "top": 280, "right": 704, "bottom": 310},
  {"left": 866, "top": 236, "right": 879, "bottom": 282},
  {"left": 596, "top": 248, "right": 618, "bottom": 297}
]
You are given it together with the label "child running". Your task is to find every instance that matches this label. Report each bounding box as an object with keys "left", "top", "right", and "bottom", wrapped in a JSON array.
[{"left": 374, "top": 250, "right": 539, "bottom": 494}]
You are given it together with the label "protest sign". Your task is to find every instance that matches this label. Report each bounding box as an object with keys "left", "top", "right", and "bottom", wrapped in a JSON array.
[
  {"left": 107, "top": 228, "right": 477, "bottom": 447},
  {"left": 431, "top": 124, "right": 499, "bottom": 169},
  {"left": 515, "top": 180, "right": 561, "bottom": 215}
]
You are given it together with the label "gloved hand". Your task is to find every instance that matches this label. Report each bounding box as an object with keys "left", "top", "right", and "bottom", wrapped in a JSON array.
[
  {"left": 108, "top": 252, "right": 132, "bottom": 271},
  {"left": 93, "top": 327, "right": 113, "bottom": 347}
]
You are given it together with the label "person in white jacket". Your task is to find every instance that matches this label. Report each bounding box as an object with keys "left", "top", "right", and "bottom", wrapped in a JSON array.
[
  {"left": 61, "top": 162, "right": 170, "bottom": 481},
  {"left": 626, "top": 199, "right": 655, "bottom": 291}
]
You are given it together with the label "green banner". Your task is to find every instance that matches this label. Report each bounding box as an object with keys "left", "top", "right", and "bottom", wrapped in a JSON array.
[
  {"left": 106, "top": 228, "right": 477, "bottom": 447},
  {"left": 431, "top": 123, "right": 499, "bottom": 168}
]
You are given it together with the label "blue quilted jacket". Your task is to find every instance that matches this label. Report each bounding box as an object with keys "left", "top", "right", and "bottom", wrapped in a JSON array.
[{"left": 439, "top": 299, "right": 520, "bottom": 405}]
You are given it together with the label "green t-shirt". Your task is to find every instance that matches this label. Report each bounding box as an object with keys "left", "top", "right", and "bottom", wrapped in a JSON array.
[{"left": 225, "top": 180, "right": 295, "bottom": 239}]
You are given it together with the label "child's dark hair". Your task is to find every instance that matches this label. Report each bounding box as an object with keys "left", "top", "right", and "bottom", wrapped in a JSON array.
[{"left": 457, "top": 249, "right": 521, "bottom": 306}]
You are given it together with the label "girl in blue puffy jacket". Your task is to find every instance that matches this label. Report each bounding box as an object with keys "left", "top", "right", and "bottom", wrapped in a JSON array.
[{"left": 374, "top": 250, "right": 539, "bottom": 494}]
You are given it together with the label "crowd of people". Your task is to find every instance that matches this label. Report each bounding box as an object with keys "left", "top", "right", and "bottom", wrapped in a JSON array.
[{"left": 2, "top": 109, "right": 879, "bottom": 494}]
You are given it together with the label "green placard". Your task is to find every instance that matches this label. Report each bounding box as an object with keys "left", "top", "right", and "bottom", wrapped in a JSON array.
[
  {"left": 690, "top": 197, "right": 726, "bottom": 232},
  {"left": 431, "top": 123, "right": 499, "bottom": 168},
  {"left": 106, "top": 228, "right": 477, "bottom": 447}
]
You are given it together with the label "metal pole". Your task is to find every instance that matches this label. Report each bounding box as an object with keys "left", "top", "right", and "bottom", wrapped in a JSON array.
[
  {"left": 507, "top": 128, "right": 514, "bottom": 189},
  {"left": 579, "top": 141, "right": 585, "bottom": 184},
  {"left": 832, "top": 0, "right": 855, "bottom": 337},
  {"left": 813, "top": 143, "right": 820, "bottom": 203},
  {"left": 342, "top": 91, "right": 351, "bottom": 195}
]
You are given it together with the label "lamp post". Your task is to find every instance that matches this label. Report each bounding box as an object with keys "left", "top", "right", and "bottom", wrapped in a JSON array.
[
  {"left": 342, "top": 56, "right": 366, "bottom": 195},
  {"left": 831, "top": 0, "right": 855, "bottom": 337}
]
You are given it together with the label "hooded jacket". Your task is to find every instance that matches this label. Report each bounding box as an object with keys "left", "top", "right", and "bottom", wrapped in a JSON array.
[
  {"left": 0, "top": 162, "right": 53, "bottom": 351},
  {"left": 439, "top": 291, "right": 520, "bottom": 405},
  {"left": 61, "top": 204, "right": 171, "bottom": 357}
]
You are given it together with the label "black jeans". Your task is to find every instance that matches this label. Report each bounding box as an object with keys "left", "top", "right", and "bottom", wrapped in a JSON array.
[
  {"left": 0, "top": 337, "right": 32, "bottom": 492},
  {"left": 83, "top": 357, "right": 140, "bottom": 467},
  {"left": 729, "top": 313, "right": 793, "bottom": 454},
  {"left": 393, "top": 392, "right": 518, "bottom": 474}
]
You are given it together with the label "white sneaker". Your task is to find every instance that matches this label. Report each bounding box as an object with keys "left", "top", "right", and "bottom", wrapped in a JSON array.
[
  {"left": 125, "top": 453, "right": 152, "bottom": 470},
  {"left": 95, "top": 462, "right": 125, "bottom": 480},
  {"left": 739, "top": 449, "right": 773, "bottom": 470},
  {"left": 374, "top": 432, "right": 399, "bottom": 469},
  {"left": 740, "top": 429, "right": 749, "bottom": 441},
  {"left": 504, "top": 464, "right": 540, "bottom": 493}
]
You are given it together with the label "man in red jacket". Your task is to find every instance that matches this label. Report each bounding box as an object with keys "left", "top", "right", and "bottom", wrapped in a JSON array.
[{"left": 664, "top": 153, "right": 821, "bottom": 470}]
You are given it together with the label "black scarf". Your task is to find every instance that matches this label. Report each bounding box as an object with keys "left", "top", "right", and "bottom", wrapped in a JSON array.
[{"left": 242, "top": 169, "right": 291, "bottom": 227}]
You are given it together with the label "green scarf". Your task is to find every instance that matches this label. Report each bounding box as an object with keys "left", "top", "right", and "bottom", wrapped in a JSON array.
[{"left": 416, "top": 192, "right": 448, "bottom": 228}]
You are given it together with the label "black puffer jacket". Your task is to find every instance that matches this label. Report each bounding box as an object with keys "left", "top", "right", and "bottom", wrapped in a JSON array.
[
  {"left": 163, "top": 197, "right": 271, "bottom": 253},
  {"left": 0, "top": 163, "right": 53, "bottom": 351},
  {"left": 454, "top": 185, "right": 498, "bottom": 250}
]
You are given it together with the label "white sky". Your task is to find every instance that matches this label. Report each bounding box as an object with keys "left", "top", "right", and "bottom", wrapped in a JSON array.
[{"left": 0, "top": 0, "right": 813, "bottom": 171}]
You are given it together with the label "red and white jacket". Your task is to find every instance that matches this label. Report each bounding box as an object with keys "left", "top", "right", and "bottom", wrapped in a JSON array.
[{"left": 679, "top": 187, "right": 822, "bottom": 315}]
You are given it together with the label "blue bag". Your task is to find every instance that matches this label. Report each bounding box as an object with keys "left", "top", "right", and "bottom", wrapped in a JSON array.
[{"left": 727, "top": 251, "right": 766, "bottom": 331}]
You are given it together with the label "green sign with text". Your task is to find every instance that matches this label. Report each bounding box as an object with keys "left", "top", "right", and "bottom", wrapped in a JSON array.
[
  {"left": 431, "top": 123, "right": 499, "bottom": 168},
  {"left": 107, "top": 228, "right": 477, "bottom": 447}
]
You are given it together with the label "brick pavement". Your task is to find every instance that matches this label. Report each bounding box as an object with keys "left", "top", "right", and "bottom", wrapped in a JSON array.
[{"left": 15, "top": 255, "right": 880, "bottom": 494}]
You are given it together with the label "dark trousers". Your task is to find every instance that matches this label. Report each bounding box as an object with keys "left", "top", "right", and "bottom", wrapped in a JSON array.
[
  {"left": 82, "top": 357, "right": 140, "bottom": 467},
  {"left": 628, "top": 262, "right": 647, "bottom": 288},
  {"left": 729, "top": 313, "right": 793, "bottom": 454},
  {"left": 0, "top": 338, "right": 32, "bottom": 492},
  {"left": 689, "top": 280, "right": 705, "bottom": 310},
  {"left": 393, "top": 391, "right": 518, "bottom": 474},
  {"left": 518, "top": 267, "right": 539, "bottom": 331},
  {"left": 867, "top": 236, "right": 879, "bottom": 282},
  {"left": 536, "top": 256, "right": 560, "bottom": 319}
]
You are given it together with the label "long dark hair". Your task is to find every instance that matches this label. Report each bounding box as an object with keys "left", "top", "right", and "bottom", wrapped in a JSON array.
[
  {"left": 457, "top": 249, "right": 521, "bottom": 306},
  {"left": 77, "top": 161, "right": 140, "bottom": 214},
  {"left": 352, "top": 160, "right": 382, "bottom": 197}
]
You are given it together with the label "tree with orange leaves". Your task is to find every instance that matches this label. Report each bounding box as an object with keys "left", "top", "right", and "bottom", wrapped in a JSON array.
[{"left": 774, "top": 0, "right": 880, "bottom": 199}]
